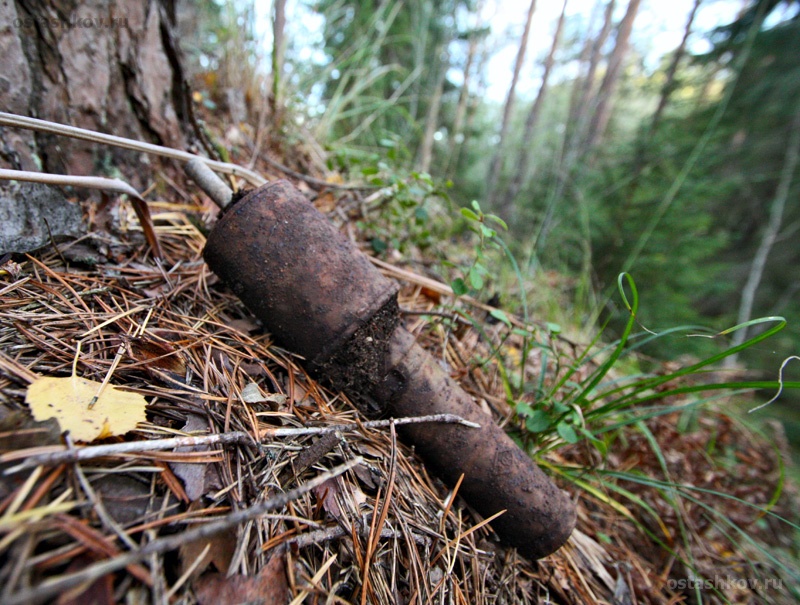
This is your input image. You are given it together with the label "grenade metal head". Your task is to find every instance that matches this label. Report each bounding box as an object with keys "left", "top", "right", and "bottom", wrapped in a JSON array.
[{"left": 203, "top": 180, "right": 399, "bottom": 367}]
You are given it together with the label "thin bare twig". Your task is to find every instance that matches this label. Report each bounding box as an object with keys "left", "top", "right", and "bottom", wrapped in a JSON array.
[
  {"left": 0, "top": 168, "right": 143, "bottom": 201},
  {"left": 2, "top": 414, "right": 479, "bottom": 473},
  {"left": 286, "top": 521, "right": 429, "bottom": 550},
  {"left": 261, "top": 154, "right": 378, "bottom": 191},
  {"left": 0, "top": 112, "right": 266, "bottom": 186}
]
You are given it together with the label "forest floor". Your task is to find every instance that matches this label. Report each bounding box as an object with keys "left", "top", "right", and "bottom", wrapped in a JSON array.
[{"left": 0, "top": 114, "right": 798, "bottom": 605}]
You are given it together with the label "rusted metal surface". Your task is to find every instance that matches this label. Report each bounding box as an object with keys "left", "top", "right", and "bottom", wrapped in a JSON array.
[
  {"left": 204, "top": 180, "right": 399, "bottom": 367},
  {"left": 204, "top": 180, "right": 576, "bottom": 559},
  {"left": 372, "top": 328, "right": 576, "bottom": 560}
]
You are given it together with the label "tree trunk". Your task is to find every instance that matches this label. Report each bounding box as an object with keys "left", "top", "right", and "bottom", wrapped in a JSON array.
[
  {"left": 563, "top": 0, "right": 601, "bottom": 153},
  {"left": 484, "top": 0, "right": 537, "bottom": 212},
  {"left": 650, "top": 0, "right": 701, "bottom": 135},
  {"left": 566, "top": 0, "right": 615, "bottom": 160},
  {"left": 451, "top": 44, "right": 490, "bottom": 179},
  {"left": 0, "top": 0, "right": 190, "bottom": 188},
  {"left": 447, "top": 28, "right": 480, "bottom": 176},
  {"left": 617, "top": 0, "right": 701, "bottom": 243},
  {"left": 541, "top": 0, "right": 612, "bottom": 254},
  {"left": 418, "top": 46, "right": 449, "bottom": 173},
  {"left": 271, "top": 0, "right": 287, "bottom": 126},
  {"left": 727, "top": 103, "right": 800, "bottom": 359},
  {"left": 502, "top": 0, "right": 568, "bottom": 216},
  {"left": 584, "top": 0, "right": 641, "bottom": 151},
  {"left": 408, "top": 0, "right": 433, "bottom": 124}
]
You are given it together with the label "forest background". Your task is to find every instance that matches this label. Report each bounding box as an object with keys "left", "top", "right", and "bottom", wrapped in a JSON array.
[{"left": 177, "top": 0, "right": 800, "bottom": 460}]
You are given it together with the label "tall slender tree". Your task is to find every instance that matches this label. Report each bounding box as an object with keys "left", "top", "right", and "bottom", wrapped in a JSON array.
[
  {"left": 565, "top": 0, "right": 615, "bottom": 160},
  {"left": 650, "top": 0, "right": 702, "bottom": 136},
  {"left": 502, "top": 0, "right": 568, "bottom": 216},
  {"left": 728, "top": 102, "right": 800, "bottom": 357},
  {"left": 447, "top": 3, "right": 488, "bottom": 177},
  {"left": 451, "top": 44, "right": 491, "bottom": 179},
  {"left": 418, "top": 45, "right": 450, "bottom": 173},
  {"left": 272, "top": 0, "right": 287, "bottom": 127},
  {"left": 484, "top": 0, "right": 537, "bottom": 211},
  {"left": 408, "top": 0, "right": 434, "bottom": 123},
  {"left": 584, "top": 0, "right": 641, "bottom": 151}
]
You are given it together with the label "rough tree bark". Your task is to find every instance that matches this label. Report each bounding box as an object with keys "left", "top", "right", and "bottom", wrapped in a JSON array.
[
  {"left": 502, "top": 0, "right": 568, "bottom": 217},
  {"left": 0, "top": 0, "right": 190, "bottom": 187},
  {"left": 484, "top": 0, "right": 537, "bottom": 211}
]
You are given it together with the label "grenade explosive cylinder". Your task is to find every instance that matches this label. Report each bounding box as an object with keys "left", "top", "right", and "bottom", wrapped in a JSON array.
[{"left": 203, "top": 180, "right": 576, "bottom": 559}]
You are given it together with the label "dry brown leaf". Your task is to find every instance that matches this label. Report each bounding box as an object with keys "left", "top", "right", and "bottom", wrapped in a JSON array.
[
  {"left": 241, "top": 382, "right": 287, "bottom": 406},
  {"left": 129, "top": 196, "right": 163, "bottom": 259},
  {"left": 194, "top": 554, "right": 288, "bottom": 605},
  {"left": 314, "top": 191, "right": 337, "bottom": 212},
  {"left": 170, "top": 414, "right": 222, "bottom": 501},
  {"left": 179, "top": 528, "right": 236, "bottom": 580},
  {"left": 122, "top": 335, "right": 187, "bottom": 377},
  {"left": 56, "top": 555, "right": 114, "bottom": 605},
  {"left": 312, "top": 475, "right": 366, "bottom": 522},
  {"left": 187, "top": 502, "right": 236, "bottom": 575},
  {"left": 25, "top": 374, "right": 147, "bottom": 442}
]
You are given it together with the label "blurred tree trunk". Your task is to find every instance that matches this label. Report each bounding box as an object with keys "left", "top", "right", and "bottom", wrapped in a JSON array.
[
  {"left": 564, "top": 1, "right": 600, "bottom": 152},
  {"left": 418, "top": 45, "right": 449, "bottom": 173},
  {"left": 451, "top": 45, "right": 490, "bottom": 178},
  {"left": 447, "top": 26, "right": 480, "bottom": 176},
  {"left": 540, "top": 0, "right": 612, "bottom": 255},
  {"left": 584, "top": 0, "right": 641, "bottom": 151},
  {"left": 621, "top": 0, "right": 700, "bottom": 220},
  {"left": 728, "top": 103, "right": 800, "bottom": 359},
  {"left": 502, "top": 0, "right": 568, "bottom": 216},
  {"left": 409, "top": 0, "right": 433, "bottom": 124},
  {"left": 484, "top": 0, "right": 537, "bottom": 212},
  {"left": 271, "top": 0, "right": 286, "bottom": 126},
  {"left": 566, "top": 0, "right": 614, "bottom": 160},
  {"left": 0, "top": 0, "right": 190, "bottom": 188},
  {"left": 650, "top": 0, "right": 701, "bottom": 136}
]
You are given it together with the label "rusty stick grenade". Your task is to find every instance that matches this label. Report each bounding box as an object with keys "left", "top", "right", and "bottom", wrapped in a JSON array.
[{"left": 203, "top": 180, "right": 576, "bottom": 560}]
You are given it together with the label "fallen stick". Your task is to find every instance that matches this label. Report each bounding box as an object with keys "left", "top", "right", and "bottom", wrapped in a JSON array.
[{"left": 1, "top": 414, "right": 477, "bottom": 473}]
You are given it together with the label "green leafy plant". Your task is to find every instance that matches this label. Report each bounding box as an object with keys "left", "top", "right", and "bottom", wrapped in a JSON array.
[
  {"left": 449, "top": 200, "right": 508, "bottom": 297},
  {"left": 352, "top": 153, "right": 453, "bottom": 255},
  {"left": 519, "top": 273, "right": 800, "bottom": 600}
]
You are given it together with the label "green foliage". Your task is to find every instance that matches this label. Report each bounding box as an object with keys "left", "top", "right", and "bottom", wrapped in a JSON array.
[
  {"left": 450, "top": 200, "right": 507, "bottom": 296},
  {"left": 519, "top": 275, "right": 799, "bottom": 449},
  {"left": 352, "top": 158, "right": 454, "bottom": 256},
  {"left": 310, "top": 0, "right": 463, "bottom": 152}
]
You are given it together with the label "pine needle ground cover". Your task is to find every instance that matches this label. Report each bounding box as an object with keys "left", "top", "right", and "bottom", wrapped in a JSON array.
[{"left": 0, "top": 149, "right": 797, "bottom": 603}]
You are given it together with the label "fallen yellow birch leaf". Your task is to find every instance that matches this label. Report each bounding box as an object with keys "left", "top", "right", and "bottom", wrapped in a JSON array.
[{"left": 25, "top": 375, "right": 147, "bottom": 442}]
